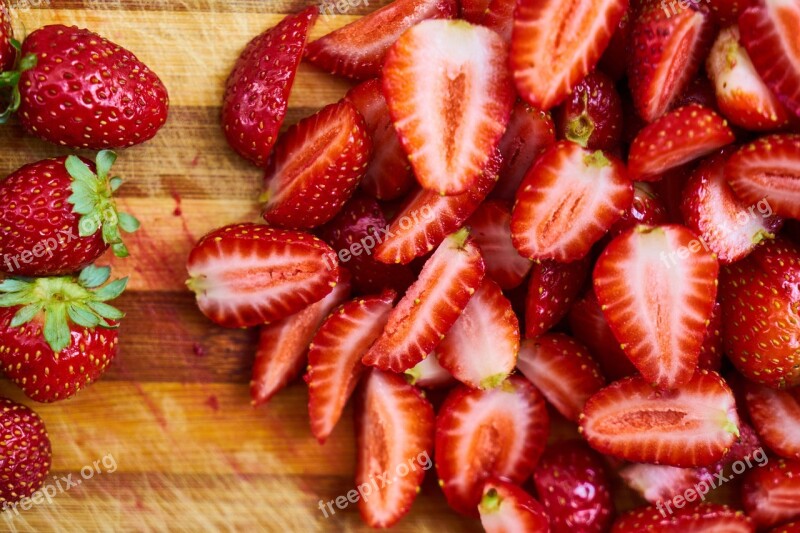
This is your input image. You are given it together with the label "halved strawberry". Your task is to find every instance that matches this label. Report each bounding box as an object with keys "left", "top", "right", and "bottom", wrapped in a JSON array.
[
  {"left": 305, "top": 0, "right": 456, "bottom": 79},
  {"left": 363, "top": 229, "right": 485, "bottom": 372},
  {"left": 250, "top": 274, "right": 350, "bottom": 407},
  {"left": 467, "top": 200, "right": 532, "bottom": 289},
  {"left": 510, "top": 0, "right": 628, "bottom": 111},
  {"left": 404, "top": 352, "right": 456, "bottom": 389},
  {"left": 608, "top": 182, "right": 669, "bottom": 238},
  {"left": 554, "top": 70, "right": 624, "bottom": 151},
  {"left": 579, "top": 371, "right": 740, "bottom": 467},
  {"left": 742, "top": 458, "right": 800, "bottom": 528},
  {"left": 479, "top": 478, "right": 549, "bottom": 533},
  {"left": 482, "top": 0, "right": 515, "bottom": 41},
  {"left": 612, "top": 503, "right": 755, "bottom": 532},
  {"left": 619, "top": 462, "right": 706, "bottom": 505},
  {"left": 436, "top": 279, "right": 519, "bottom": 389},
  {"left": 356, "top": 369, "right": 434, "bottom": 528},
  {"left": 511, "top": 141, "right": 632, "bottom": 261},
  {"left": 628, "top": 104, "right": 735, "bottom": 181},
  {"left": 186, "top": 223, "right": 339, "bottom": 328},
  {"left": 598, "top": 9, "right": 632, "bottom": 81},
  {"left": 725, "top": 134, "right": 800, "bottom": 220},
  {"left": 698, "top": 301, "right": 723, "bottom": 372},
  {"left": 382, "top": 20, "right": 513, "bottom": 195},
  {"left": 745, "top": 381, "right": 800, "bottom": 460},
  {"left": 593, "top": 224, "right": 719, "bottom": 389},
  {"left": 461, "top": 0, "right": 491, "bottom": 22},
  {"left": 739, "top": 0, "right": 800, "bottom": 118},
  {"left": 706, "top": 0, "right": 745, "bottom": 26},
  {"left": 771, "top": 523, "right": 800, "bottom": 533},
  {"left": 525, "top": 256, "right": 591, "bottom": 338},
  {"left": 435, "top": 376, "right": 550, "bottom": 516},
  {"left": 517, "top": 334, "right": 606, "bottom": 422}
]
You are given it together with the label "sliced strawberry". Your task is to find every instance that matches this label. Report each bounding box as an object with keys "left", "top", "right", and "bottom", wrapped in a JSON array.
[
  {"left": 261, "top": 100, "right": 371, "bottom": 229},
  {"left": 482, "top": 0, "right": 515, "bottom": 42},
  {"left": 612, "top": 503, "right": 755, "bottom": 532},
  {"left": 742, "top": 458, "right": 800, "bottom": 528},
  {"left": 554, "top": 70, "right": 624, "bottom": 150},
  {"left": 461, "top": 0, "right": 491, "bottom": 22},
  {"left": 467, "top": 200, "right": 533, "bottom": 289},
  {"left": 510, "top": 0, "right": 628, "bottom": 111},
  {"left": 250, "top": 275, "right": 350, "bottom": 407},
  {"left": 674, "top": 74, "right": 721, "bottom": 111},
  {"left": 579, "top": 371, "right": 740, "bottom": 467},
  {"left": 745, "top": 381, "right": 800, "bottom": 460},
  {"left": 305, "top": 0, "right": 456, "bottom": 79},
  {"left": 186, "top": 223, "right": 339, "bottom": 328},
  {"left": 706, "top": 0, "right": 745, "bottom": 26},
  {"left": 598, "top": 9, "right": 632, "bottom": 81},
  {"left": 435, "top": 376, "right": 550, "bottom": 516},
  {"left": 404, "top": 352, "right": 456, "bottom": 388},
  {"left": 725, "top": 134, "right": 800, "bottom": 220},
  {"left": 517, "top": 334, "right": 606, "bottom": 422},
  {"left": 511, "top": 141, "right": 632, "bottom": 261},
  {"left": 698, "top": 300, "right": 723, "bottom": 372},
  {"left": 608, "top": 182, "right": 669, "bottom": 238},
  {"left": 770, "top": 523, "right": 800, "bottom": 533},
  {"left": 628, "top": 0, "right": 715, "bottom": 122},
  {"left": 479, "top": 478, "right": 549, "bottom": 533},
  {"left": 363, "top": 229, "right": 485, "bottom": 372},
  {"left": 356, "top": 369, "right": 434, "bottom": 528},
  {"left": 436, "top": 279, "right": 519, "bottom": 389},
  {"left": 593, "top": 224, "right": 719, "bottom": 389},
  {"left": 619, "top": 462, "right": 705, "bottom": 504},
  {"left": 306, "top": 290, "right": 395, "bottom": 443},
  {"left": 739, "top": 0, "right": 800, "bottom": 118},
  {"left": 382, "top": 19, "right": 514, "bottom": 195},
  {"left": 525, "top": 256, "right": 591, "bottom": 338},
  {"left": 628, "top": 104, "right": 735, "bottom": 181}
]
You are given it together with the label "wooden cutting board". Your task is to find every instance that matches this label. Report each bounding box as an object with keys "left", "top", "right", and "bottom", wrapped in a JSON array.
[{"left": 0, "top": 1, "right": 482, "bottom": 530}]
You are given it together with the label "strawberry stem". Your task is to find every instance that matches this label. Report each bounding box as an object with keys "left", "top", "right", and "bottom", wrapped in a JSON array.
[
  {"left": 478, "top": 488, "right": 502, "bottom": 514},
  {"left": 0, "top": 43, "right": 37, "bottom": 124}
]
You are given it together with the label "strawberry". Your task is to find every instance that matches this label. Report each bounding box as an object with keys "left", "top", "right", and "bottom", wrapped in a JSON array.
[
  {"left": 355, "top": 369, "right": 434, "bottom": 528},
  {"left": 404, "top": 352, "right": 456, "bottom": 389},
  {"left": 705, "top": 0, "right": 745, "bottom": 26},
  {"left": 771, "top": 523, "right": 800, "bottom": 533},
  {"left": 725, "top": 135, "right": 800, "bottom": 220},
  {"left": 745, "top": 381, "right": 800, "bottom": 460},
  {"left": 0, "top": 152, "right": 139, "bottom": 276},
  {"left": 511, "top": 141, "right": 632, "bottom": 262},
  {"left": 0, "top": 265, "right": 127, "bottom": 402},
  {"left": 628, "top": 104, "right": 735, "bottom": 181},
  {"left": 307, "top": 290, "right": 395, "bottom": 443},
  {"left": 2, "top": 25, "right": 168, "bottom": 149},
  {"left": 510, "top": 0, "right": 628, "bottom": 111},
  {"left": 467, "top": 200, "right": 532, "bottom": 290},
  {"left": 517, "top": 334, "right": 606, "bottom": 422},
  {"left": 619, "top": 462, "right": 707, "bottom": 505},
  {"left": 363, "top": 229, "right": 485, "bottom": 372},
  {"left": 185, "top": 223, "right": 340, "bottom": 328},
  {"left": 436, "top": 279, "right": 519, "bottom": 389},
  {"left": 0, "top": 0, "right": 13, "bottom": 72},
  {"left": 698, "top": 300, "right": 723, "bottom": 372},
  {"left": 461, "top": 0, "right": 491, "bottom": 22},
  {"left": 608, "top": 182, "right": 669, "bottom": 238},
  {"left": 250, "top": 275, "right": 350, "bottom": 407},
  {"left": 612, "top": 503, "right": 755, "bottom": 532},
  {"left": 706, "top": 25, "right": 791, "bottom": 131},
  {"left": 739, "top": 0, "right": 800, "bottom": 118},
  {"left": 627, "top": 0, "right": 714, "bottom": 122},
  {"left": 482, "top": 0, "right": 515, "bottom": 41},
  {"left": 741, "top": 458, "right": 800, "bottom": 528},
  {"left": 525, "top": 256, "right": 591, "bottom": 338},
  {"left": 532, "top": 440, "right": 614, "bottom": 533},
  {"left": 0, "top": 398, "right": 51, "bottom": 505},
  {"left": 305, "top": 0, "right": 456, "bottom": 79},
  {"left": 719, "top": 238, "right": 800, "bottom": 388},
  {"left": 674, "top": 74, "right": 720, "bottom": 112},
  {"left": 554, "top": 71, "right": 624, "bottom": 150},
  {"left": 382, "top": 19, "right": 514, "bottom": 195},
  {"left": 435, "top": 376, "right": 550, "bottom": 516},
  {"left": 579, "top": 371, "right": 740, "bottom": 467},
  {"left": 479, "top": 478, "right": 550, "bottom": 533},
  {"left": 261, "top": 100, "right": 372, "bottom": 229},
  {"left": 598, "top": 9, "right": 632, "bottom": 81},
  {"left": 593, "top": 225, "right": 719, "bottom": 389}
]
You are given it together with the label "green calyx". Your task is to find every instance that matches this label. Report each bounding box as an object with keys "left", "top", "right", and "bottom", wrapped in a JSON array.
[
  {"left": 0, "top": 39, "right": 36, "bottom": 124},
  {"left": 478, "top": 488, "right": 502, "bottom": 514},
  {"left": 566, "top": 93, "right": 594, "bottom": 148},
  {"left": 0, "top": 264, "right": 128, "bottom": 353},
  {"left": 66, "top": 151, "right": 140, "bottom": 258}
]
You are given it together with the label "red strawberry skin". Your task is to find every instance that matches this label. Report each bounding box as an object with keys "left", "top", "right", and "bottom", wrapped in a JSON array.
[
  {"left": 0, "top": 1, "right": 13, "bottom": 72},
  {"left": 608, "top": 182, "right": 669, "bottom": 238},
  {"left": 742, "top": 458, "right": 800, "bottom": 528},
  {"left": 554, "top": 70, "right": 624, "bottom": 150},
  {"left": 0, "top": 398, "right": 51, "bottom": 505},
  {"left": 746, "top": 381, "right": 800, "bottom": 460},
  {"left": 222, "top": 8, "right": 316, "bottom": 167},
  {"left": 525, "top": 256, "right": 590, "bottom": 338},
  {"left": 479, "top": 478, "right": 550, "bottom": 533},
  {"left": 18, "top": 25, "right": 168, "bottom": 150},
  {"left": 612, "top": 503, "right": 755, "bottom": 532}
]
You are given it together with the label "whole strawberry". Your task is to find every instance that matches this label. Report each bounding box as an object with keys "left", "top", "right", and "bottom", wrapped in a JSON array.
[
  {"left": 0, "top": 151, "right": 139, "bottom": 276},
  {"left": 1, "top": 25, "right": 168, "bottom": 149},
  {"left": 0, "top": 265, "right": 127, "bottom": 402},
  {"left": 0, "top": 397, "right": 51, "bottom": 505}
]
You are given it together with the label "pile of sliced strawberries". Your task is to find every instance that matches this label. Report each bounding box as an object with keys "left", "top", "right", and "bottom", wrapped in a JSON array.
[{"left": 186, "top": 0, "right": 800, "bottom": 530}]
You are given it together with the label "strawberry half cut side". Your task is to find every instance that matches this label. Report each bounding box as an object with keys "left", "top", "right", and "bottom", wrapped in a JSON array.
[{"left": 478, "top": 478, "right": 549, "bottom": 533}]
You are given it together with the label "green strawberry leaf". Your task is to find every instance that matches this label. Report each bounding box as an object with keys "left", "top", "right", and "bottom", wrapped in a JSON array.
[
  {"left": 93, "top": 278, "right": 128, "bottom": 301},
  {"left": 10, "top": 303, "right": 42, "bottom": 327},
  {"left": 118, "top": 212, "right": 141, "bottom": 233},
  {"left": 68, "top": 305, "right": 101, "bottom": 328},
  {"left": 87, "top": 301, "right": 124, "bottom": 321},
  {"left": 78, "top": 265, "right": 111, "bottom": 289},
  {"left": 65, "top": 156, "right": 96, "bottom": 183},
  {"left": 95, "top": 151, "right": 117, "bottom": 180},
  {"left": 44, "top": 303, "right": 70, "bottom": 353}
]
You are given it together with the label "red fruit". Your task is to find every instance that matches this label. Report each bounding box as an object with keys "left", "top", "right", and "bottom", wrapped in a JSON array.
[
  {"left": 461, "top": 0, "right": 490, "bottom": 22},
  {"left": 511, "top": 141, "right": 632, "bottom": 261},
  {"left": 221, "top": 8, "right": 316, "bottom": 166},
  {"left": 467, "top": 200, "right": 532, "bottom": 289},
  {"left": 305, "top": 0, "right": 456, "bottom": 79},
  {"left": 771, "top": 523, "right": 800, "bottom": 533},
  {"left": 674, "top": 74, "right": 720, "bottom": 111},
  {"left": 554, "top": 71, "right": 624, "bottom": 150},
  {"left": 250, "top": 276, "right": 350, "bottom": 407},
  {"left": 518, "top": 334, "right": 606, "bottom": 422},
  {"left": 532, "top": 440, "right": 614, "bottom": 533},
  {"left": 525, "top": 257, "right": 590, "bottom": 338},
  {"left": 261, "top": 100, "right": 371, "bottom": 229},
  {"left": 742, "top": 458, "right": 800, "bottom": 528},
  {"left": 363, "top": 229, "right": 485, "bottom": 372},
  {"left": 186, "top": 223, "right": 339, "bottom": 328},
  {"left": 0, "top": 398, "right": 51, "bottom": 505},
  {"left": 382, "top": 19, "right": 514, "bottom": 195},
  {"left": 628, "top": 0, "right": 714, "bottom": 122},
  {"left": 307, "top": 290, "right": 395, "bottom": 443},
  {"left": 580, "top": 371, "right": 740, "bottom": 467},
  {"left": 745, "top": 381, "right": 800, "bottom": 460},
  {"left": 698, "top": 301, "right": 723, "bottom": 372},
  {"left": 436, "top": 279, "right": 519, "bottom": 389},
  {"left": 510, "top": 0, "right": 628, "bottom": 111},
  {"left": 479, "top": 478, "right": 550, "bottom": 533},
  {"left": 435, "top": 376, "right": 550, "bottom": 516},
  {"left": 593, "top": 225, "right": 719, "bottom": 389},
  {"left": 619, "top": 462, "right": 706, "bottom": 505},
  {"left": 612, "top": 503, "right": 754, "bottom": 532},
  {"left": 482, "top": 0, "right": 515, "bottom": 41},
  {"left": 0, "top": 1, "right": 13, "bottom": 72},
  {"left": 404, "top": 352, "right": 456, "bottom": 389},
  {"left": 739, "top": 0, "right": 800, "bottom": 118},
  {"left": 598, "top": 10, "right": 632, "bottom": 81},
  {"left": 706, "top": 0, "right": 745, "bottom": 25},
  {"left": 608, "top": 182, "right": 669, "bottom": 238},
  {"left": 356, "top": 370, "right": 434, "bottom": 528}
]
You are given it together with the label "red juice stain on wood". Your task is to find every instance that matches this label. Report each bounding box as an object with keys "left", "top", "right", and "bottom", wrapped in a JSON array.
[{"left": 205, "top": 395, "right": 219, "bottom": 411}]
